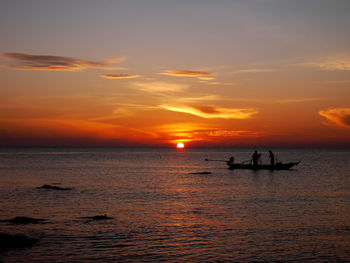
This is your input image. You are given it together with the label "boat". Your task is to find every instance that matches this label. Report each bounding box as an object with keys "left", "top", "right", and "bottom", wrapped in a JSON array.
[{"left": 226, "top": 161, "right": 300, "bottom": 170}]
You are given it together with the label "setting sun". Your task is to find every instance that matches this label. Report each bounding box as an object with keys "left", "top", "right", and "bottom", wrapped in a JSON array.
[{"left": 176, "top": 143, "right": 185, "bottom": 149}]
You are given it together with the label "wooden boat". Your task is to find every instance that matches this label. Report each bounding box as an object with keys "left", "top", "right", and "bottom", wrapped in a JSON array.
[{"left": 227, "top": 161, "right": 300, "bottom": 170}]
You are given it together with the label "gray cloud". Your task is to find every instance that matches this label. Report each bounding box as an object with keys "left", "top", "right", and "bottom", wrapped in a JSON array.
[{"left": 1, "top": 52, "right": 125, "bottom": 71}]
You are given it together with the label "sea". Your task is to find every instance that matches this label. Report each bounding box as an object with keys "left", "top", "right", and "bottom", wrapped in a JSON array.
[{"left": 0, "top": 147, "right": 349, "bottom": 262}]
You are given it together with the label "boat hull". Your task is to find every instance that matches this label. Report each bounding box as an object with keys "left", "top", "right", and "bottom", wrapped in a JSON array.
[{"left": 227, "top": 161, "right": 300, "bottom": 170}]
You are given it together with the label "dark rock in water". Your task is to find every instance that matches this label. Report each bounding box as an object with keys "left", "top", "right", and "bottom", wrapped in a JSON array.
[
  {"left": 83, "top": 214, "right": 114, "bottom": 220},
  {"left": 3, "top": 216, "right": 46, "bottom": 224},
  {"left": 36, "top": 184, "right": 72, "bottom": 190},
  {"left": 190, "top": 172, "right": 212, "bottom": 175},
  {"left": 91, "top": 214, "right": 114, "bottom": 220},
  {"left": 0, "top": 233, "right": 38, "bottom": 250}
]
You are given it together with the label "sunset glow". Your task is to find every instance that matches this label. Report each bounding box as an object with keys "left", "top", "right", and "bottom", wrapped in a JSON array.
[
  {"left": 0, "top": 1, "right": 349, "bottom": 147},
  {"left": 177, "top": 143, "right": 185, "bottom": 149}
]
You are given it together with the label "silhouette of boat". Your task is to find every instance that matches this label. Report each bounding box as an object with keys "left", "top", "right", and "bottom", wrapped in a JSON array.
[{"left": 227, "top": 161, "right": 300, "bottom": 170}]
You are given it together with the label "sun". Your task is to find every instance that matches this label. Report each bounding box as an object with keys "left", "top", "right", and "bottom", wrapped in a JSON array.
[{"left": 176, "top": 142, "right": 185, "bottom": 149}]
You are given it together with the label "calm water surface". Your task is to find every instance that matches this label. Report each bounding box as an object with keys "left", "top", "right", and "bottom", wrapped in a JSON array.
[{"left": 0, "top": 148, "right": 349, "bottom": 262}]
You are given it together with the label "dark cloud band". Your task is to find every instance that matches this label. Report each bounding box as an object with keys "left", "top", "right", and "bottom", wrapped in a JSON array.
[{"left": 1, "top": 52, "right": 124, "bottom": 71}]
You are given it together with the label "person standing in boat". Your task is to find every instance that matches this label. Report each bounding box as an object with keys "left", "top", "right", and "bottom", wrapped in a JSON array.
[
  {"left": 228, "top": 156, "right": 234, "bottom": 164},
  {"left": 252, "top": 150, "right": 260, "bottom": 168},
  {"left": 268, "top": 150, "right": 275, "bottom": 167}
]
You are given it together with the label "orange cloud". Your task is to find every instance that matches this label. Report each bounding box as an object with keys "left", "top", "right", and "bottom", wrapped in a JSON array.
[
  {"left": 198, "top": 129, "right": 264, "bottom": 137},
  {"left": 1, "top": 52, "right": 125, "bottom": 71},
  {"left": 319, "top": 108, "right": 350, "bottom": 128},
  {"left": 133, "top": 81, "right": 188, "bottom": 93},
  {"left": 199, "top": 76, "right": 216, "bottom": 80},
  {"left": 155, "top": 123, "right": 264, "bottom": 145},
  {"left": 160, "top": 70, "right": 214, "bottom": 77},
  {"left": 160, "top": 104, "right": 258, "bottom": 119},
  {"left": 101, "top": 74, "right": 140, "bottom": 79}
]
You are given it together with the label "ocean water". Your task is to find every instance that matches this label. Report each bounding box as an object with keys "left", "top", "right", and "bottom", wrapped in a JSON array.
[{"left": 0, "top": 147, "right": 349, "bottom": 262}]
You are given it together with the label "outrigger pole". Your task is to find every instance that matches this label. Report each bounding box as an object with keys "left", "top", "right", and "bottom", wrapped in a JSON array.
[{"left": 204, "top": 159, "right": 227, "bottom": 162}]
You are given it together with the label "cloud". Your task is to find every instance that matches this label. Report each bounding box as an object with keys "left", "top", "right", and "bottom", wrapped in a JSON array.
[
  {"left": 199, "top": 129, "right": 264, "bottom": 137},
  {"left": 198, "top": 76, "right": 216, "bottom": 80},
  {"left": 315, "top": 80, "right": 350, "bottom": 84},
  {"left": 232, "top": 68, "right": 280, "bottom": 74},
  {"left": 319, "top": 108, "right": 350, "bottom": 128},
  {"left": 302, "top": 57, "right": 350, "bottom": 71},
  {"left": 160, "top": 104, "right": 258, "bottom": 119},
  {"left": 160, "top": 70, "right": 214, "bottom": 77},
  {"left": 133, "top": 81, "right": 188, "bottom": 93},
  {"left": 273, "top": 97, "right": 327, "bottom": 104},
  {"left": 90, "top": 103, "right": 159, "bottom": 122},
  {"left": 104, "top": 56, "right": 126, "bottom": 64},
  {"left": 1, "top": 52, "right": 125, "bottom": 71},
  {"left": 205, "top": 81, "right": 232, "bottom": 86},
  {"left": 101, "top": 74, "right": 140, "bottom": 79},
  {"left": 155, "top": 123, "right": 264, "bottom": 145},
  {"left": 174, "top": 94, "right": 222, "bottom": 104}
]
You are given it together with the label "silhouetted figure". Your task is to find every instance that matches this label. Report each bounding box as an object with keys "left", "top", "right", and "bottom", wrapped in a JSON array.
[
  {"left": 252, "top": 151, "right": 260, "bottom": 168},
  {"left": 229, "top": 156, "right": 234, "bottom": 164},
  {"left": 268, "top": 150, "right": 275, "bottom": 167}
]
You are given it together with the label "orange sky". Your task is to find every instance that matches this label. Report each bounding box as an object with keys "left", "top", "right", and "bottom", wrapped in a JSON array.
[{"left": 0, "top": 1, "right": 349, "bottom": 147}]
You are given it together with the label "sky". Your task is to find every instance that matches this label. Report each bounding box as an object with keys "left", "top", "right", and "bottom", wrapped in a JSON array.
[{"left": 0, "top": 0, "right": 350, "bottom": 147}]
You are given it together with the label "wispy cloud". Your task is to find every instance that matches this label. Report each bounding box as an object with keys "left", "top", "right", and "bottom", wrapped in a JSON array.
[
  {"left": 198, "top": 76, "right": 216, "bottom": 80},
  {"left": 1, "top": 52, "right": 125, "bottom": 71},
  {"left": 273, "top": 97, "right": 327, "bottom": 104},
  {"left": 155, "top": 123, "right": 264, "bottom": 144},
  {"left": 101, "top": 74, "right": 140, "bottom": 79},
  {"left": 302, "top": 57, "right": 350, "bottom": 71},
  {"left": 315, "top": 80, "right": 350, "bottom": 84},
  {"left": 104, "top": 56, "right": 126, "bottom": 64},
  {"left": 319, "top": 108, "right": 350, "bottom": 128},
  {"left": 199, "top": 129, "right": 264, "bottom": 137},
  {"left": 90, "top": 103, "right": 159, "bottom": 122},
  {"left": 232, "top": 68, "right": 280, "bottom": 74},
  {"left": 160, "top": 104, "right": 258, "bottom": 119},
  {"left": 204, "top": 81, "right": 232, "bottom": 86},
  {"left": 160, "top": 70, "right": 214, "bottom": 77},
  {"left": 174, "top": 95, "right": 222, "bottom": 104},
  {"left": 133, "top": 81, "right": 188, "bottom": 93}
]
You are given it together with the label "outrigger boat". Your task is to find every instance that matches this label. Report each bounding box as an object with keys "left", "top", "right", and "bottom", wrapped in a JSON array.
[
  {"left": 205, "top": 158, "right": 300, "bottom": 170},
  {"left": 226, "top": 161, "right": 300, "bottom": 170}
]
